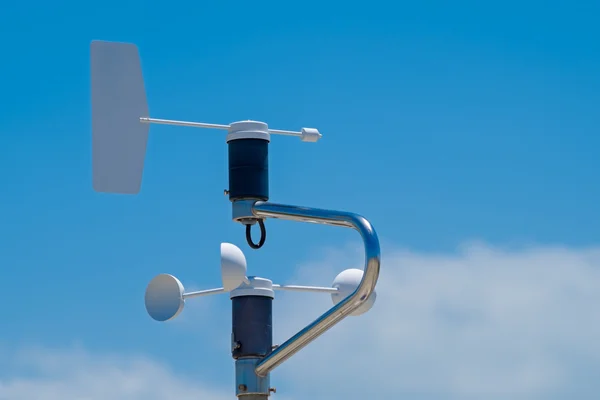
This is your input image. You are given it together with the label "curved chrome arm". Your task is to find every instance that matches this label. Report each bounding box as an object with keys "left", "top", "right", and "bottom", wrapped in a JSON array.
[{"left": 251, "top": 201, "right": 381, "bottom": 377}]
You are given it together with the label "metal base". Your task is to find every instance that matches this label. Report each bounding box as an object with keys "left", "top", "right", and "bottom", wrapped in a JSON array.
[
  {"left": 235, "top": 357, "right": 271, "bottom": 398},
  {"left": 232, "top": 199, "right": 257, "bottom": 223}
]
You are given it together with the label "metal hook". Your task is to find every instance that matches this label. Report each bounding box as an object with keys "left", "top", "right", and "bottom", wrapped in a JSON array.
[{"left": 246, "top": 219, "right": 266, "bottom": 249}]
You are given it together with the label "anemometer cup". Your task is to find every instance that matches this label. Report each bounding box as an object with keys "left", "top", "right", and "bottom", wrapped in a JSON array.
[
  {"left": 331, "top": 268, "right": 377, "bottom": 316},
  {"left": 144, "top": 274, "right": 185, "bottom": 322},
  {"left": 221, "top": 242, "right": 249, "bottom": 291}
]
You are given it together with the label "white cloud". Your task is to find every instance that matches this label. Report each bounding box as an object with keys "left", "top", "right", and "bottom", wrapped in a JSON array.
[
  {"left": 272, "top": 241, "right": 600, "bottom": 400},
  {"left": 3, "top": 242, "right": 600, "bottom": 400},
  {"left": 0, "top": 345, "right": 231, "bottom": 400}
]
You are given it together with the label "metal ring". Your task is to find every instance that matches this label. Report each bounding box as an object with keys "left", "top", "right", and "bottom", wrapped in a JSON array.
[{"left": 246, "top": 219, "right": 266, "bottom": 249}]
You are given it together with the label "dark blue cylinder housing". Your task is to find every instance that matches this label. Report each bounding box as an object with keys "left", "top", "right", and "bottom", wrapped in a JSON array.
[
  {"left": 228, "top": 139, "right": 269, "bottom": 201},
  {"left": 231, "top": 296, "right": 273, "bottom": 359}
]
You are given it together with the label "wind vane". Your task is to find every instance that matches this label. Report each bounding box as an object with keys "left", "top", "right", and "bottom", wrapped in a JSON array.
[{"left": 90, "top": 40, "right": 381, "bottom": 399}]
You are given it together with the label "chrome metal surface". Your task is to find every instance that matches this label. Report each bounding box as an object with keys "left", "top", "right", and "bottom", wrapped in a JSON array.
[
  {"left": 252, "top": 201, "right": 381, "bottom": 376},
  {"left": 235, "top": 358, "right": 270, "bottom": 398}
]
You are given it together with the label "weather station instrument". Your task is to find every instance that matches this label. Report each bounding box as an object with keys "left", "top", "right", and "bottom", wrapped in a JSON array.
[{"left": 90, "top": 40, "right": 381, "bottom": 399}]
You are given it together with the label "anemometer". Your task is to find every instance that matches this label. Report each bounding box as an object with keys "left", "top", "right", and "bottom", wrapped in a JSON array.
[{"left": 91, "top": 40, "right": 381, "bottom": 399}]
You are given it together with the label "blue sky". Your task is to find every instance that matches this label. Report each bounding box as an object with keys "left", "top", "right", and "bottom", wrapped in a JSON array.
[{"left": 1, "top": 1, "right": 599, "bottom": 399}]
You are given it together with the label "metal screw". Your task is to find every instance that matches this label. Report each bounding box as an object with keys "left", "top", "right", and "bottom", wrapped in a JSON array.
[{"left": 238, "top": 384, "right": 247, "bottom": 392}]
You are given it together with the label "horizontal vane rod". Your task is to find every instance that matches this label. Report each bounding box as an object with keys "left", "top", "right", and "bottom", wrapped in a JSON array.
[
  {"left": 139, "top": 117, "right": 306, "bottom": 138},
  {"left": 140, "top": 117, "right": 229, "bottom": 130}
]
